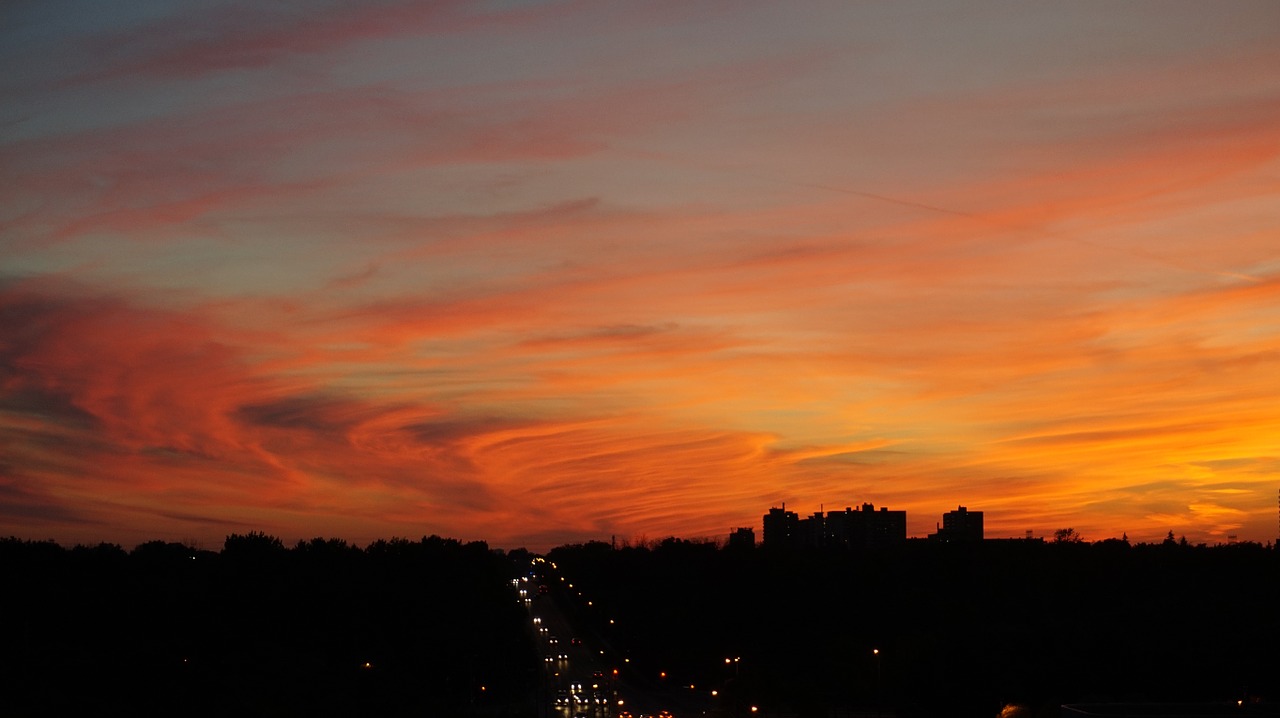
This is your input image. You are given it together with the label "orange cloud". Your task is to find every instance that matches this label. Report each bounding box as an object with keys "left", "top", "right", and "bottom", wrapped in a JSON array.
[{"left": 6, "top": 3, "right": 1280, "bottom": 550}]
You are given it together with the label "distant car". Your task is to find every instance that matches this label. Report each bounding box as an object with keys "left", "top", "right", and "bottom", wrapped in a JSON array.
[{"left": 570, "top": 637, "right": 582, "bottom": 646}]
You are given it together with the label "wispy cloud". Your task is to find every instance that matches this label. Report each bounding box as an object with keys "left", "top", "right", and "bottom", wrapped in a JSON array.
[{"left": 4, "top": 2, "right": 1279, "bottom": 548}]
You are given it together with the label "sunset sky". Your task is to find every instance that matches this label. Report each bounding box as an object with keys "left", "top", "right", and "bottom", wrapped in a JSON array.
[{"left": 4, "top": 1, "right": 1280, "bottom": 550}]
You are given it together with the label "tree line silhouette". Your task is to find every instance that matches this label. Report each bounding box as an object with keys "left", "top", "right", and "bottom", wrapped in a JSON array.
[
  {"left": 6, "top": 531, "right": 1277, "bottom": 718},
  {"left": 2, "top": 533, "right": 536, "bottom": 717}
]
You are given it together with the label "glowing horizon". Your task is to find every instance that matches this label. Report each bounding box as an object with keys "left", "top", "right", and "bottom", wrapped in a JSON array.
[{"left": 4, "top": 1, "right": 1280, "bottom": 551}]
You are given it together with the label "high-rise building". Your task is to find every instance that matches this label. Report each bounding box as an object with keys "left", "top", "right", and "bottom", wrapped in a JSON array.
[
  {"left": 929, "top": 505, "right": 984, "bottom": 542},
  {"left": 842, "top": 503, "right": 907, "bottom": 548},
  {"left": 797, "top": 510, "right": 827, "bottom": 547},
  {"left": 762, "top": 506, "right": 799, "bottom": 547},
  {"left": 765, "top": 502, "right": 908, "bottom": 549},
  {"left": 728, "top": 526, "right": 755, "bottom": 549}
]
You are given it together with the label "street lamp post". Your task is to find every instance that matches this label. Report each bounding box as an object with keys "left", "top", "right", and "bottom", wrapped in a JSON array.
[
  {"left": 872, "top": 649, "right": 881, "bottom": 716},
  {"left": 721, "top": 657, "right": 744, "bottom": 716}
]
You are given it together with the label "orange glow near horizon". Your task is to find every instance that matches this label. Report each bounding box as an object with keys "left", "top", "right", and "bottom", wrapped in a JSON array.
[{"left": 3, "top": 3, "right": 1280, "bottom": 551}]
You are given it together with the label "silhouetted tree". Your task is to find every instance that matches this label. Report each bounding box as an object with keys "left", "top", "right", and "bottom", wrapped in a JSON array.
[
  {"left": 72, "top": 542, "right": 128, "bottom": 559},
  {"left": 292, "top": 536, "right": 359, "bottom": 558},
  {"left": 222, "top": 530, "right": 285, "bottom": 556},
  {"left": 1052, "top": 527, "right": 1084, "bottom": 543},
  {"left": 131, "top": 539, "right": 196, "bottom": 562},
  {"left": 1, "top": 531, "right": 538, "bottom": 717}
]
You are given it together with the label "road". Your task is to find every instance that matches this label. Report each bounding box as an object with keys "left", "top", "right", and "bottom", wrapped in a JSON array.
[{"left": 519, "top": 560, "right": 722, "bottom": 718}]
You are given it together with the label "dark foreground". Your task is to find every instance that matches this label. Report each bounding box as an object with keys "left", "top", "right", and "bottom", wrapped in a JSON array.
[
  {"left": 2, "top": 534, "right": 536, "bottom": 717},
  {"left": 543, "top": 537, "right": 1280, "bottom": 718},
  {"left": 3, "top": 534, "right": 1278, "bottom": 718}
]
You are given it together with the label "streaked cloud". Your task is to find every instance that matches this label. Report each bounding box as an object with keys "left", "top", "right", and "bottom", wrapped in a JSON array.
[{"left": 3, "top": 1, "right": 1279, "bottom": 549}]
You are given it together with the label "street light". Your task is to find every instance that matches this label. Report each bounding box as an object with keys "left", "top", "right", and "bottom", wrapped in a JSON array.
[{"left": 872, "top": 648, "right": 881, "bottom": 715}]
